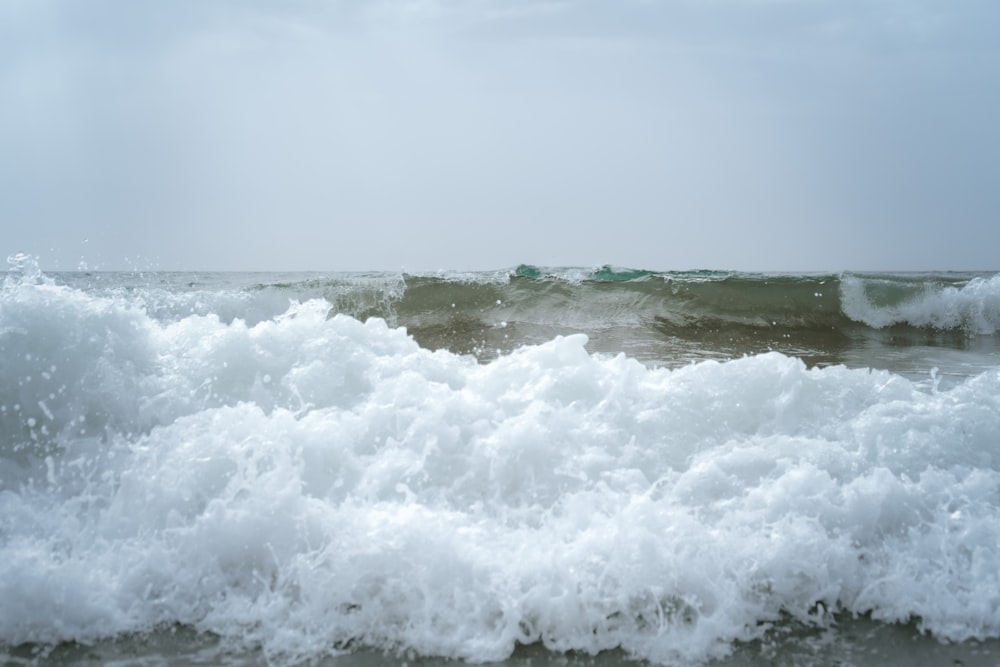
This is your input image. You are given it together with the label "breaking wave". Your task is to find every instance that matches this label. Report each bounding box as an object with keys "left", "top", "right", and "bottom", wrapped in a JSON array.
[{"left": 2, "top": 257, "right": 1000, "bottom": 665}]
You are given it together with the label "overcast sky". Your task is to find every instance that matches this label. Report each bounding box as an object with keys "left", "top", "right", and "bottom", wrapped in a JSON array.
[{"left": 2, "top": 0, "right": 998, "bottom": 272}]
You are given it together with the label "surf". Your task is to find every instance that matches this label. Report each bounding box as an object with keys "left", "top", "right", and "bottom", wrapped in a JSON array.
[{"left": 2, "top": 258, "right": 1000, "bottom": 665}]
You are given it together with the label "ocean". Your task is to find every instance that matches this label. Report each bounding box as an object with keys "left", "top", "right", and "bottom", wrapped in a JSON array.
[{"left": 2, "top": 254, "right": 1000, "bottom": 666}]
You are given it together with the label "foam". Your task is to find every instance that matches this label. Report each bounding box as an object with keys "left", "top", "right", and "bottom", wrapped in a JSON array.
[
  {"left": 53, "top": 271, "right": 408, "bottom": 327},
  {"left": 2, "top": 264, "right": 1000, "bottom": 665},
  {"left": 841, "top": 273, "right": 1000, "bottom": 333}
]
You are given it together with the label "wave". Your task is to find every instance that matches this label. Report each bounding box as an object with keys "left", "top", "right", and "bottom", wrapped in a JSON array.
[
  {"left": 841, "top": 272, "right": 1000, "bottom": 334},
  {"left": 393, "top": 268, "right": 1000, "bottom": 367},
  {"left": 44, "top": 263, "right": 1000, "bottom": 345},
  {"left": 2, "top": 259, "right": 1000, "bottom": 665},
  {"left": 21, "top": 256, "right": 1000, "bottom": 391},
  {"left": 384, "top": 267, "right": 1000, "bottom": 341}
]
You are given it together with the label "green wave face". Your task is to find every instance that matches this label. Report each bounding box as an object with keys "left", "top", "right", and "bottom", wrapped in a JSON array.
[{"left": 50, "top": 267, "right": 1000, "bottom": 377}]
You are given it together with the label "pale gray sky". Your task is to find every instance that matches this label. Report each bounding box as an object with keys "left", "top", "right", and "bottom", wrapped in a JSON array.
[{"left": 2, "top": 0, "right": 998, "bottom": 271}]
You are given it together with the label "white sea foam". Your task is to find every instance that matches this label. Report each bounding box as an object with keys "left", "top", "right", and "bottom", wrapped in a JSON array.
[
  {"left": 841, "top": 273, "right": 1000, "bottom": 333},
  {"left": 53, "top": 271, "right": 407, "bottom": 327},
  {"left": 2, "top": 269, "right": 1000, "bottom": 665}
]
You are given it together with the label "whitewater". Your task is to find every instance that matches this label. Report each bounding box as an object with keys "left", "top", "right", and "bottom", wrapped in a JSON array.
[{"left": 2, "top": 254, "right": 1000, "bottom": 666}]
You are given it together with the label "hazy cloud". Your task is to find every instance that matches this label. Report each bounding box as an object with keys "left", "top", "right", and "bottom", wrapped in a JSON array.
[{"left": 3, "top": 0, "right": 999, "bottom": 270}]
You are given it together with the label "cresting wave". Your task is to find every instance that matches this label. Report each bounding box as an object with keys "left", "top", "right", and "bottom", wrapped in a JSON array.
[
  {"left": 839, "top": 271, "right": 1000, "bottom": 334},
  {"left": 2, "top": 257, "right": 1000, "bottom": 665},
  {"left": 48, "top": 263, "right": 1000, "bottom": 334},
  {"left": 45, "top": 264, "right": 1000, "bottom": 369}
]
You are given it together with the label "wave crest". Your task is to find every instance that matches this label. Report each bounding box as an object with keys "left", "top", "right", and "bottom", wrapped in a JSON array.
[{"left": 840, "top": 273, "right": 1000, "bottom": 333}]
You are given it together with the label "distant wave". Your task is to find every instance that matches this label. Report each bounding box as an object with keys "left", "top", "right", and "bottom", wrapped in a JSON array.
[
  {"left": 45, "top": 262, "right": 1000, "bottom": 337},
  {"left": 404, "top": 267, "right": 1000, "bottom": 336}
]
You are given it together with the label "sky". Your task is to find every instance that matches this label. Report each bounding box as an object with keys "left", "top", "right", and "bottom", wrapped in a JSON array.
[{"left": 2, "top": 0, "right": 999, "bottom": 272}]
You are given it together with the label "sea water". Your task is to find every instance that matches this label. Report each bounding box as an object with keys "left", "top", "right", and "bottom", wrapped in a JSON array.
[{"left": 1, "top": 255, "right": 999, "bottom": 666}]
